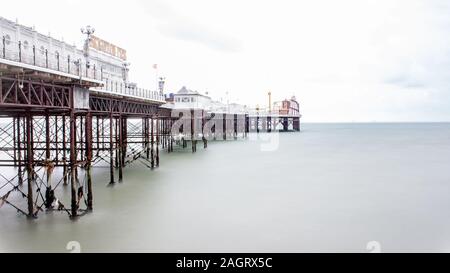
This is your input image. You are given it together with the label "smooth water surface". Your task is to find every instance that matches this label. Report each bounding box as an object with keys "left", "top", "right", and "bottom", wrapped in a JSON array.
[{"left": 1, "top": 123, "right": 450, "bottom": 252}]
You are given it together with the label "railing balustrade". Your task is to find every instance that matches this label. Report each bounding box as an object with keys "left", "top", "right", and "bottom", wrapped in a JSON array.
[
  {"left": 94, "top": 79, "right": 165, "bottom": 101},
  {"left": 0, "top": 38, "right": 102, "bottom": 81}
]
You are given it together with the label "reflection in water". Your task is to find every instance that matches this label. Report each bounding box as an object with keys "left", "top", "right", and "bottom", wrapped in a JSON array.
[{"left": 1, "top": 123, "right": 450, "bottom": 253}]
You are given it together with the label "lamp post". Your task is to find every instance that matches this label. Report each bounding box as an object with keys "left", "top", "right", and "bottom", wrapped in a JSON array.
[
  {"left": 158, "top": 77, "right": 166, "bottom": 97},
  {"left": 122, "top": 62, "right": 130, "bottom": 83},
  {"left": 81, "top": 25, "right": 95, "bottom": 69}
]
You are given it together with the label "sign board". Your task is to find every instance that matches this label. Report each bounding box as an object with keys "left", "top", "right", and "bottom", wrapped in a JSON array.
[{"left": 89, "top": 35, "right": 127, "bottom": 61}]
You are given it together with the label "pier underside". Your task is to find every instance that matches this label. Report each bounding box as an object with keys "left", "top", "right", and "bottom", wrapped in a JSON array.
[{"left": 0, "top": 73, "right": 174, "bottom": 219}]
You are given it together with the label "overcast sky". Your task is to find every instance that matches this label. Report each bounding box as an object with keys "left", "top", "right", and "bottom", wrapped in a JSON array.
[{"left": 2, "top": 0, "right": 450, "bottom": 122}]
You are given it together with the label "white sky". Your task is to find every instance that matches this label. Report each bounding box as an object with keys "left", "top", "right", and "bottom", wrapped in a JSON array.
[{"left": 2, "top": 0, "right": 450, "bottom": 122}]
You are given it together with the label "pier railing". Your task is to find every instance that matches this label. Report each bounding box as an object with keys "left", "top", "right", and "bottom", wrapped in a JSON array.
[
  {"left": 0, "top": 38, "right": 102, "bottom": 81},
  {"left": 95, "top": 79, "right": 166, "bottom": 102}
]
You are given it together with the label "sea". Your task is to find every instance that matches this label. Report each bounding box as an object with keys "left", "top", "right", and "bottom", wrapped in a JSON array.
[{"left": 1, "top": 123, "right": 450, "bottom": 253}]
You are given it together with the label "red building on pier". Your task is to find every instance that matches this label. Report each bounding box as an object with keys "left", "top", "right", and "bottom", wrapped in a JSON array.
[{"left": 273, "top": 96, "right": 300, "bottom": 116}]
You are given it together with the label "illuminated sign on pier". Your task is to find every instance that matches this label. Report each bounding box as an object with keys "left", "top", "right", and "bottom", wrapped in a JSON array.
[{"left": 89, "top": 35, "right": 127, "bottom": 61}]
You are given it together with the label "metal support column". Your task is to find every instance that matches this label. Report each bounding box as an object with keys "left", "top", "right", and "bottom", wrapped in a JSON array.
[
  {"left": 69, "top": 110, "right": 78, "bottom": 217},
  {"left": 26, "top": 113, "right": 34, "bottom": 218},
  {"left": 85, "top": 112, "right": 93, "bottom": 211},
  {"left": 109, "top": 113, "right": 115, "bottom": 184},
  {"left": 156, "top": 117, "right": 160, "bottom": 167}
]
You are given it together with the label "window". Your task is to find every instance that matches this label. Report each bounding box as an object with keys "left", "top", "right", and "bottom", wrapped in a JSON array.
[{"left": 40, "top": 46, "right": 45, "bottom": 55}]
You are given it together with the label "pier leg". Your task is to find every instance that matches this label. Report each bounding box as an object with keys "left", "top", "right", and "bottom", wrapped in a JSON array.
[
  {"left": 245, "top": 115, "right": 249, "bottom": 138},
  {"left": 166, "top": 119, "right": 170, "bottom": 153},
  {"left": 165, "top": 119, "right": 169, "bottom": 151},
  {"left": 62, "top": 115, "right": 67, "bottom": 185},
  {"left": 162, "top": 119, "right": 166, "bottom": 150},
  {"left": 70, "top": 110, "right": 78, "bottom": 217},
  {"left": 122, "top": 117, "right": 127, "bottom": 166},
  {"left": 17, "top": 116, "right": 23, "bottom": 185},
  {"left": 96, "top": 116, "right": 100, "bottom": 157},
  {"left": 145, "top": 117, "right": 150, "bottom": 159},
  {"left": 12, "top": 117, "right": 17, "bottom": 167},
  {"left": 80, "top": 116, "right": 84, "bottom": 162},
  {"left": 166, "top": 119, "right": 169, "bottom": 151},
  {"left": 26, "top": 113, "right": 34, "bottom": 218},
  {"left": 293, "top": 117, "right": 300, "bottom": 132},
  {"left": 45, "top": 112, "right": 50, "bottom": 162},
  {"left": 102, "top": 117, "right": 105, "bottom": 154},
  {"left": 191, "top": 110, "right": 195, "bottom": 153},
  {"left": 161, "top": 119, "right": 164, "bottom": 150},
  {"left": 115, "top": 117, "right": 119, "bottom": 169},
  {"left": 170, "top": 119, "right": 174, "bottom": 152},
  {"left": 223, "top": 115, "right": 227, "bottom": 141},
  {"left": 268, "top": 117, "right": 272, "bottom": 133},
  {"left": 45, "top": 113, "right": 52, "bottom": 202},
  {"left": 151, "top": 117, "right": 155, "bottom": 168},
  {"left": 166, "top": 119, "right": 170, "bottom": 152},
  {"left": 156, "top": 117, "right": 160, "bottom": 167},
  {"left": 55, "top": 116, "right": 59, "bottom": 163},
  {"left": 109, "top": 114, "right": 115, "bottom": 184},
  {"left": 202, "top": 113, "right": 207, "bottom": 149},
  {"left": 257, "top": 116, "right": 260, "bottom": 134},
  {"left": 168, "top": 119, "right": 171, "bottom": 152},
  {"left": 234, "top": 114, "right": 238, "bottom": 140},
  {"left": 118, "top": 115, "right": 123, "bottom": 182},
  {"left": 85, "top": 112, "right": 93, "bottom": 211},
  {"left": 30, "top": 116, "right": 35, "bottom": 181}
]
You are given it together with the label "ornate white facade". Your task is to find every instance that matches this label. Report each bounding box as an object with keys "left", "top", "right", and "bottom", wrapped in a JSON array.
[{"left": 0, "top": 16, "right": 164, "bottom": 102}]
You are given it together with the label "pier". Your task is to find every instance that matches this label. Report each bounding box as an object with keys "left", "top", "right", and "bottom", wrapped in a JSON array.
[{"left": 0, "top": 17, "right": 301, "bottom": 219}]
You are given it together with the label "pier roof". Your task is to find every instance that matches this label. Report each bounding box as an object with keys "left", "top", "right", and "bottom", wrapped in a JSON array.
[{"left": 176, "top": 86, "right": 210, "bottom": 98}]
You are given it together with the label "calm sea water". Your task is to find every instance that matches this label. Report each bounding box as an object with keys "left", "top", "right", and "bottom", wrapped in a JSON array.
[{"left": 1, "top": 123, "right": 450, "bottom": 253}]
